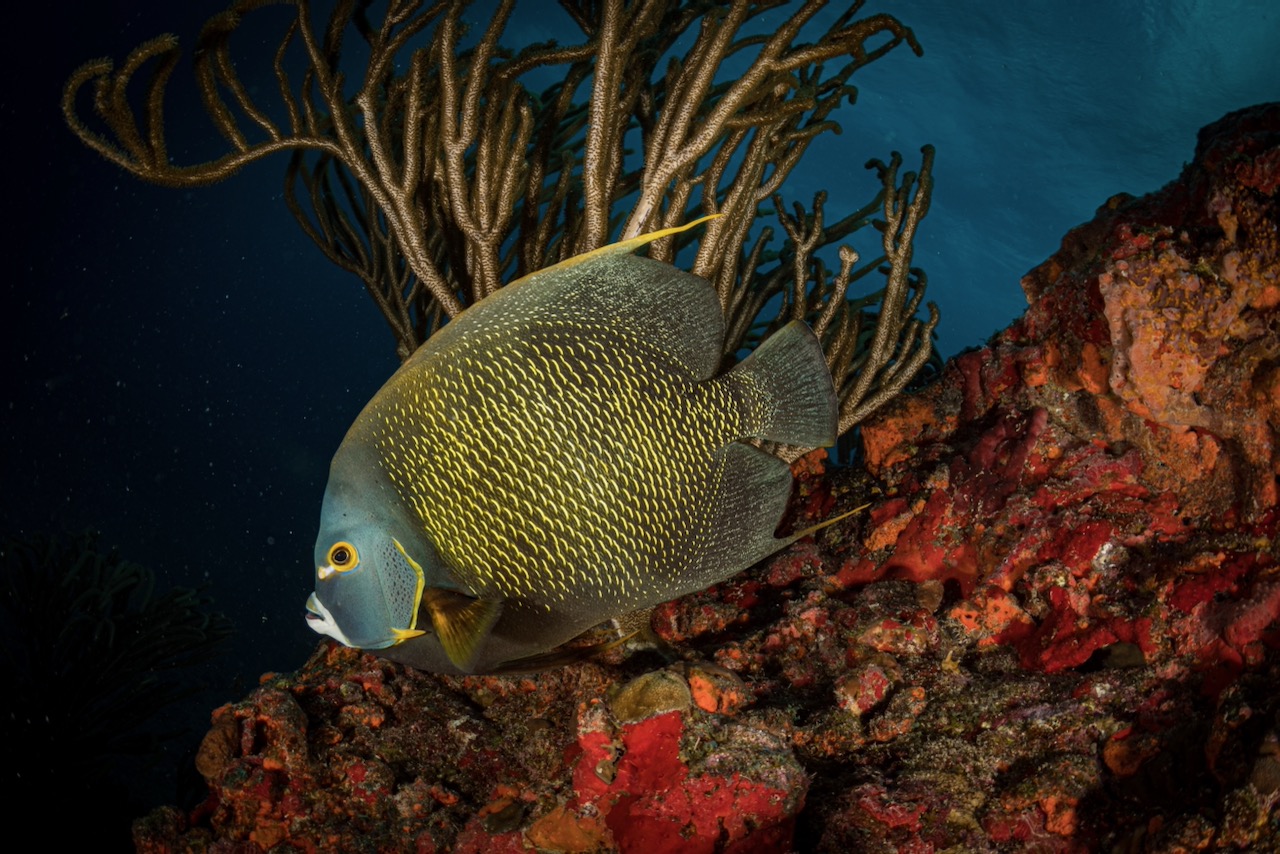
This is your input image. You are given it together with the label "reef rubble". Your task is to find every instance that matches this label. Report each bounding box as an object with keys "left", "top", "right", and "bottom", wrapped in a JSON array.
[{"left": 136, "top": 103, "right": 1279, "bottom": 852}]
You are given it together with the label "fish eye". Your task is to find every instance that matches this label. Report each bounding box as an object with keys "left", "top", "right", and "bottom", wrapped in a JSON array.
[{"left": 328, "top": 542, "right": 359, "bottom": 571}]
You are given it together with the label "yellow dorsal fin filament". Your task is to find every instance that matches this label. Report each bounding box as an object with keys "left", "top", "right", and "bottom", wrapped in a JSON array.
[
  {"left": 585, "top": 213, "right": 721, "bottom": 259},
  {"left": 510, "top": 214, "right": 721, "bottom": 285}
]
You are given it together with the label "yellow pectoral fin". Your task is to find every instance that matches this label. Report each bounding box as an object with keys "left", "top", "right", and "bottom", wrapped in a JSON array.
[
  {"left": 391, "top": 627, "right": 427, "bottom": 643},
  {"left": 421, "top": 589, "right": 503, "bottom": 671}
]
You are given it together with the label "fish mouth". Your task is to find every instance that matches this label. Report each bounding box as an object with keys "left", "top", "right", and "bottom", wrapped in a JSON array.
[
  {"left": 304, "top": 592, "right": 324, "bottom": 622},
  {"left": 305, "top": 592, "right": 355, "bottom": 647},
  {"left": 304, "top": 592, "right": 399, "bottom": 650}
]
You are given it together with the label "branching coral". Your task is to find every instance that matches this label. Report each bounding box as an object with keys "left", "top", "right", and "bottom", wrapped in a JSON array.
[{"left": 63, "top": 0, "right": 939, "bottom": 449}]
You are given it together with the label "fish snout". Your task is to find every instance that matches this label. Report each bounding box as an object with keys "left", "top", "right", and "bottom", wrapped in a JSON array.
[{"left": 304, "top": 591, "right": 352, "bottom": 645}]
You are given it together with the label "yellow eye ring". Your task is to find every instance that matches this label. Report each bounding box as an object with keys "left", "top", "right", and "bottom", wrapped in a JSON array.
[{"left": 328, "top": 542, "right": 359, "bottom": 572}]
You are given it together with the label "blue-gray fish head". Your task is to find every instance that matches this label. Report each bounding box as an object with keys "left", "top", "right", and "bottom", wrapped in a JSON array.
[{"left": 305, "top": 484, "right": 426, "bottom": 650}]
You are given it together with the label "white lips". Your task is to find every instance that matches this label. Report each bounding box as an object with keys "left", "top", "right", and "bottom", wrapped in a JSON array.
[{"left": 305, "top": 591, "right": 356, "bottom": 646}]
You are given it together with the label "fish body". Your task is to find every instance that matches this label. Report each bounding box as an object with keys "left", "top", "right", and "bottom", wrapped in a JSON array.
[{"left": 305, "top": 220, "right": 837, "bottom": 673}]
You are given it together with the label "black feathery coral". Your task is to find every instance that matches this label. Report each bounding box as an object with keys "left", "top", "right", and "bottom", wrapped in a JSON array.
[{"left": 0, "top": 532, "right": 231, "bottom": 802}]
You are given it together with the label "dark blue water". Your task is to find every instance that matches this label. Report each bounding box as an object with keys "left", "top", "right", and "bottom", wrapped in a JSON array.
[{"left": 4, "top": 0, "right": 1277, "bottom": 826}]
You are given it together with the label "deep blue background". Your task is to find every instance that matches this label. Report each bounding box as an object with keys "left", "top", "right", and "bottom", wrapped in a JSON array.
[{"left": 3, "top": 0, "right": 1277, "bottom": 818}]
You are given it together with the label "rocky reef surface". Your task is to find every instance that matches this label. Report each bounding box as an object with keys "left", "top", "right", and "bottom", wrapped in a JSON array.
[{"left": 136, "top": 103, "right": 1279, "bottom": 852}]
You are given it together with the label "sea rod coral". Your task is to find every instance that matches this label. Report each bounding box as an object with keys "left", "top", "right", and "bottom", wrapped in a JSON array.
[{"left": 62, "top": 0, "right": 939, "bottom": 446}]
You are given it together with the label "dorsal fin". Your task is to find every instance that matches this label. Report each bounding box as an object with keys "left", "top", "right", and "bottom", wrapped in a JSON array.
[
  {"left": 527, "top": 214, "right": 721, "bottom": 279},
  {"left": 403, "top": 215, "right": 726, "bottom": 381}
]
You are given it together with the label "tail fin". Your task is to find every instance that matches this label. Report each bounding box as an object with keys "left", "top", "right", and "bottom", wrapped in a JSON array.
[{"left": 724, "top": 320, "right": 837, "bottom": 447}]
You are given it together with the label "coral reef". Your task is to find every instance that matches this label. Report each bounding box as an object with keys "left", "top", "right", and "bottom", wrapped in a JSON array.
[{"left": 135, "top": 104, "right": 1277, "bottom": 851}]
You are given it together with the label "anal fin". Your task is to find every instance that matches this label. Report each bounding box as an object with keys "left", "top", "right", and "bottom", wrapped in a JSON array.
[
  {"left": 782, "top": 502, "right": 871, "bottom": 545},
  {"left": 491, "top": 629, "right": 639, "bottom": 675}
]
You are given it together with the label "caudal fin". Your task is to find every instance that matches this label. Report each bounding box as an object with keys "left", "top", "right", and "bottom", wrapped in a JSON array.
[{"left": 725, "top": 320, "right": 837, "bottom": 448}]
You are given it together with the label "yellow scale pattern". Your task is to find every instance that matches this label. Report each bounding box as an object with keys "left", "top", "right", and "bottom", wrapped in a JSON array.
[{"left": 372, "top": 318, "right": 743, "bottom": 611}]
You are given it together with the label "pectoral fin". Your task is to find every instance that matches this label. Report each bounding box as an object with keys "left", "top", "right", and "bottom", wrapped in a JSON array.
[{"left": 421, "top": 589, "right": 503, "bottom": 671}]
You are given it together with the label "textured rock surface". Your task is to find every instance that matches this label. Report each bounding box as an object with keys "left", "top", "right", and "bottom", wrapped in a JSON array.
[{"left": 136, "top": 104, "right": 1279, "bottom": 852}]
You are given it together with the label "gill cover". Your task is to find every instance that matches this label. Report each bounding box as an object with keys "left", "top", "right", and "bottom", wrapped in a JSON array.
[{"left": 307, "top": 532, "right": 425, "bottom": 650}]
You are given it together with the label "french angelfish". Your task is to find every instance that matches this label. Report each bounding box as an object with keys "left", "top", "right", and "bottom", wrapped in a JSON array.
[{"left": 305, "top": 216, "right": 838, "bottom": 674}]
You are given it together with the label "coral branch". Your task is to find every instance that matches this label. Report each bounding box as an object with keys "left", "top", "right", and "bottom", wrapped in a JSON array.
[{"left": 63, "top": 0, "right": 937, "bottom": 440}]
